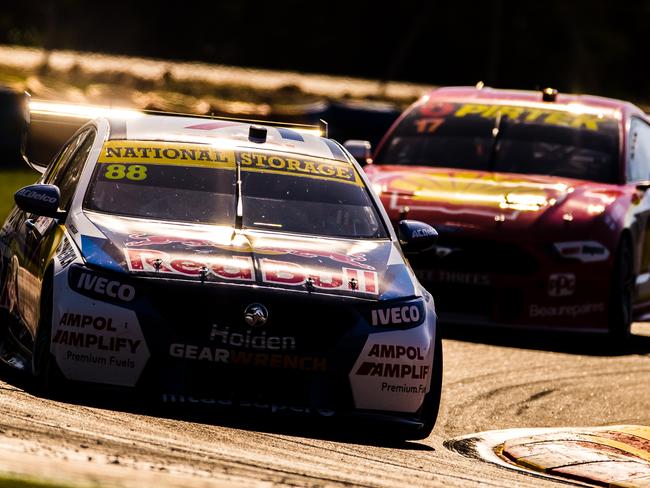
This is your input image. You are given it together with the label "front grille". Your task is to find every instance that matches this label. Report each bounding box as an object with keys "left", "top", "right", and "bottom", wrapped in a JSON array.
[{"left": 131, "top": 279, "right": 365, "bottom": 408}]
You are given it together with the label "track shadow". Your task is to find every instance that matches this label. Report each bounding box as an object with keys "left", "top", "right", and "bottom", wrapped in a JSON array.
[
  {"left": 0, "top": 364, "right": 434, "bottom": 451},
  {"left": 441, "top": 321, "right": 650, "bottom": 357}
]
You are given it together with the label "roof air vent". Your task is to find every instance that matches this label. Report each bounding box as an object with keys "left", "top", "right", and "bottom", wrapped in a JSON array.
[
  {"left": 542, "top": 87, "right": 558, "bottom": 102},
  {"left": 249, "top": 125, "right": 267, "bottom": 143}
]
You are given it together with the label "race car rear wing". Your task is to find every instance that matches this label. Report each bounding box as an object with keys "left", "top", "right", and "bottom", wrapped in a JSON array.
[
  {"left": 21, "top": 98, "right": 329, "bottom": 171},
  {"left": 142, "top": 108, "right": 329, "bottom": 138}
]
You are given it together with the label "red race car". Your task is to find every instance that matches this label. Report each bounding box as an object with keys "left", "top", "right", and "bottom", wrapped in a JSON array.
[{"left": 348, "top": 86, "right": 650, "bottom": 337}]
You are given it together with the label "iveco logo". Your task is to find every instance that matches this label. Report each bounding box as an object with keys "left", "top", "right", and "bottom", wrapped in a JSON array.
[{"left": 244, "top": 303, "right": 269, "bottom": 327}]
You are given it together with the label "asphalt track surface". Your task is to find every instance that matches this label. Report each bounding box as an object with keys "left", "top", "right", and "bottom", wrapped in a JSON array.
[{"left": 0, "top": 326, "right": 648, "bottom": 488}]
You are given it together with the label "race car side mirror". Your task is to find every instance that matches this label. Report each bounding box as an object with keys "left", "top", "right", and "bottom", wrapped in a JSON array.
[
  {"left": 343, "top": 140, "right": 373, "bottom": 166},
  {"left": 14, "top": 184, "right": 65, "bottom": 218},
  {"left": 397, "top": 220, "right": 438, "bottom": 253}
]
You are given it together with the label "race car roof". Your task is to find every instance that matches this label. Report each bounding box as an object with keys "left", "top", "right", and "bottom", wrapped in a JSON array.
[
  {"left": 426, "top": 86, "right": 644, "bottom": 119},
  {"left": 106, "top": 115, "right": 348, "bottom": 162}
]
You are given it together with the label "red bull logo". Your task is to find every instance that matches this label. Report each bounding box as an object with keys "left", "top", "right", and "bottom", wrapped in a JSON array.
[
  {"left": 127, "top": 234, "right": 217, "bottom": 248},
  {"left": 125, "top": 234, "right": 375, "bottom": 270}
]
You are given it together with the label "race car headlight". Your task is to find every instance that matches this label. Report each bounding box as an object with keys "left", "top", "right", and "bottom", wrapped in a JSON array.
[
  {"left": 367, "top": 298, "right": 426, "bottom": 328},
  {"left": 553, "top": 241, "right": 610, "bottom": 263}
]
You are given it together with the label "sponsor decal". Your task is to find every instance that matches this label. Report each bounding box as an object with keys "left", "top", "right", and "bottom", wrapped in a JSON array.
[
  {"left": 209, "top": 324, "right": 296, "bottom": 351},
  {"left": 161, "top": 394, "right": 335, "bottom": 416},
  {"left": 370, "top": 302, "right": 423, "bottom": 327},
  {"left": 52, "top": 313, "right": 142, "bottom": 354},
  {"left": 98, "top": 141, "right": 362, "bottom": 186},
  {"left": 349, "top": 327, "right": 435, "bottom": 414},
  {"left": 554, "top": 241, "right": 610, "bottom": 263},
  {"left": 238, "top": 151, "right": 361, "bottom": 186},
  {"left": 417, "top": 269, "right": 491, "bottom": 286},
  {"left": 243, "top": 303, "right": 269, "bottom": 328},
  {"left": 418, "top": 101, "right": 609, "bottom": 132},
  {"left": 256, "top": 247, "right": 374, "bottom": 271},
  {"left": 125, "top": 234, "right": 374, "bottom": 270},
  {"left": 529, "top": 302, "right": 605, "bottom": 318},
  {"left": 15, "top": 187, "right": 57, "bottom": 204},
  {"left": 99, "top": 141, "right": 235, "bottom": 167},
  {"left": 55, "top": 236, "right": 77, "bottom": 269},
  {"left": 378, "top": 171, "right": 565, "bottom": 220},
  {"left": 125, "top": 249, "right": 379, "bottom": 294},
  {"left": 52, "top": 267, "right": 150, "bottom": 386},
  {"left": 261, "top": 259, "right": 378, "bottom": 294},
  {"left": 168, "top": 343, "right": 326, "bottom": 372},
  {"left": 548, "top": 273, "right": 576, "bottom": 297},
  {"left": 70, "top": 267, "right": 136, "bottom": 302},
  {"left": 355, "top": 345, "right": 430, "bottom": 379},
  {"left": 125, "top": 248, "right": 254, "bottom": 281},
  {"left": 411, "top": 227, "right": 437, "bottom": 238},
  {"left": 380, "top": 382, "right": 427, "bottom": 394},
  {"left": 356, "top": 362, "right": 429, "bottom": 379}
]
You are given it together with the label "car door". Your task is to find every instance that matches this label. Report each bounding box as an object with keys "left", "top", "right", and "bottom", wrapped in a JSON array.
[
  {"left": 11, "top": 128, "right": 96, "bottom": 345},
  {"left": 626, "top": 117, "right": 650, "bottom": 303}
]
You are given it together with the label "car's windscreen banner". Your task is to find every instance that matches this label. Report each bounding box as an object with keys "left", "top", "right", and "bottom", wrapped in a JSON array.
[
  {"left": 412, "top": 101, "right": 618, "bottom": 134},
  {"left": 97, "top": 141, "right": 362, "bottom": 186}
]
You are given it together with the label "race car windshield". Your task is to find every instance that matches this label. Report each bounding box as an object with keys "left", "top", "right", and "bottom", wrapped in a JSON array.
[
  {"left": 374, "top": 102, "right": 620, "bottom": 183},
  {"left": 84, "top": 141, "right": 387, "bottom": 238}
]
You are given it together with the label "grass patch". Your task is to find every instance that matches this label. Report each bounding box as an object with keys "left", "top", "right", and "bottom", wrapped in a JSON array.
[
  {"left": 0, "top": 169, "right": 40, "bottom": 222},
  {"left": 0, "top": 474, "right": 73, "bottom": 488}
]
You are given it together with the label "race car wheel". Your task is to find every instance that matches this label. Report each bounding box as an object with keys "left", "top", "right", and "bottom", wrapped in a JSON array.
[
  {"left": 32, "top": 278, "right": 67, "bottom": 395},
  {"left": 389, "top": 329, "right": 443, "bottom": 441},
  {"left": 608, "top": 238, "right": 633, "bottom": 342}
]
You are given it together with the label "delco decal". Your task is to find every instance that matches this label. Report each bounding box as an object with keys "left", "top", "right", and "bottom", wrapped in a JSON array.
[
  {"left": 15, "top": 187, "right": 57, "bottom": 204},
  {"left": 349, "top": 327, "right": 435, "bottom": 414},
  {"left": 69, "top": 266, "right": 136, "bottom": 303},
  {"left": 411, "top": 227, "right": 437, "bottom": 239},
  {"left": 370, "top": 301, "right": 424, "bottom": 327}
]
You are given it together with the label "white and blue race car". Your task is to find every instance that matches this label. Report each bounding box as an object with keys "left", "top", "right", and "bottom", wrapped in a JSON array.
[{"left": 0, "top": 113, "right": 442, "bottom": 439}]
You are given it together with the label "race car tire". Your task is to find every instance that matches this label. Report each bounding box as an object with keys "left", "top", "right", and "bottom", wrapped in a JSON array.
[
  {"left": 608, "top": 237, "right": 633, "bottom": 343},
  {"left": 387, "top": 328, "right": 443, "bottom": 441},
  {"left": 32, "top": 276, "right": 68, "bottom": 396}
]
